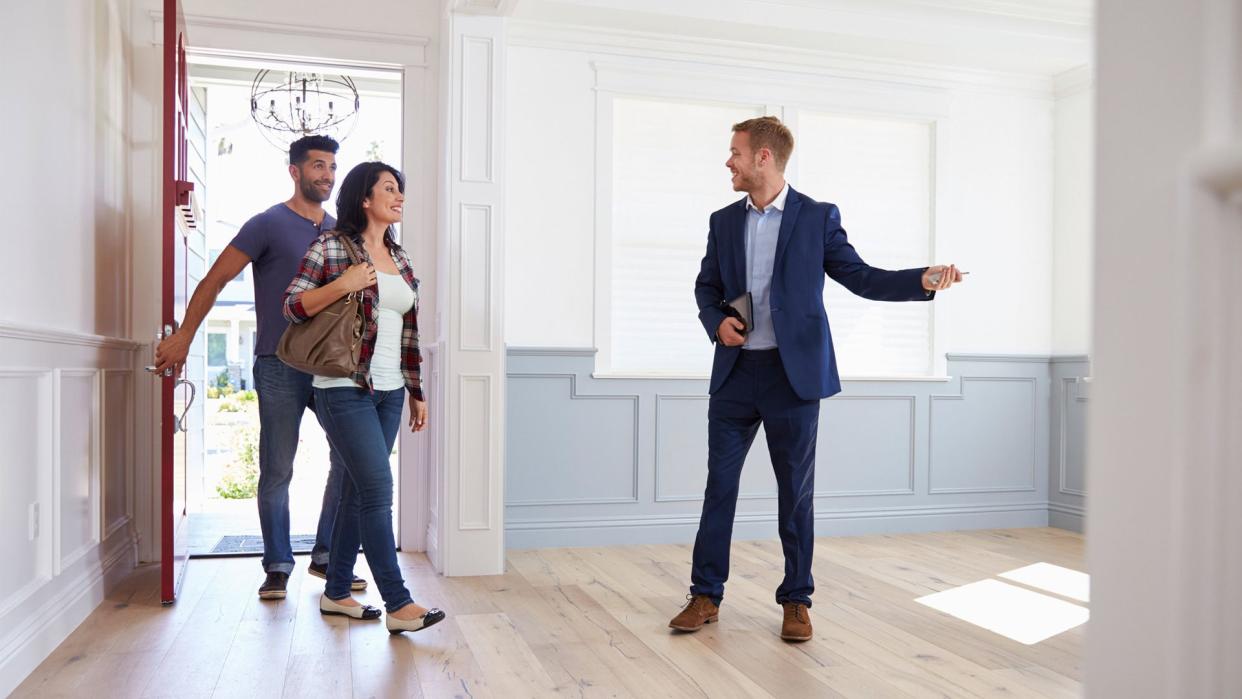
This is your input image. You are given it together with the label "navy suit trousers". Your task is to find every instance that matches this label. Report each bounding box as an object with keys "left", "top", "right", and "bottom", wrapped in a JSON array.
[{"left": 690, "top": 349, "right": 819, "bottom": 608}]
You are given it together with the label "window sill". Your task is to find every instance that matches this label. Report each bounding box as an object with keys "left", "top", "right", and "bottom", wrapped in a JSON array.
[
  {"left": 591, "top": 372, "right": 710, "bottom": 381},
  {"left": 591, "top": 372, "right": 952, "bottom": 382}
]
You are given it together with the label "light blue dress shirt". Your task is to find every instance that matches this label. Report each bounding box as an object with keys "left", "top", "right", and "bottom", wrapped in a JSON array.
[{"left": 742, "top": 182, "right": 789, "bottom": 350}]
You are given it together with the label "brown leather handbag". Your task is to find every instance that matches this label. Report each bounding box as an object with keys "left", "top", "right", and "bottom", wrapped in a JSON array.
[{"left": 276, "top": 235, "right": 367, "bottom": 378}]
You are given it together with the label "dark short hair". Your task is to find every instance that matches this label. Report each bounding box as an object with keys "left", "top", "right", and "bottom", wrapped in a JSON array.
[
  {"left": 335, "top": 161, "right": 405, "bottom": 249},
  {"left": 289, "top": 134, "right": 340, "bottom": 165}
]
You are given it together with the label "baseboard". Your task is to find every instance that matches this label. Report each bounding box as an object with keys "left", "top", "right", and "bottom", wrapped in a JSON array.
[
  {"left": 506, "top": 502, "right": 1051, "bottom": 549},
  {"left": 1048, "top": 501, "right": 1086, "bottom": 533},
  {"left": 0, "top": 527, "right": 138, "bottom": 697}
]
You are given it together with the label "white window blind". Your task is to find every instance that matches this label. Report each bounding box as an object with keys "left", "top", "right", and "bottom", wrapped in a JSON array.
[
  {"left": 609, "top": 97, "right": 762, "bottom": 374},
  {"left": 794, "top": 111, "right": 933, "bottom": 376},
  {"left": 607, "top": 101, "right": 934, "bottom": 377}
]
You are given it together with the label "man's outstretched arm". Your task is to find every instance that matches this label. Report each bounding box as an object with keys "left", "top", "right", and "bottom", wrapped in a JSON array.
[
  {"left": 822, "top": 204, "right": 959, "bottom": 301},
  {"left": 152, "top": 245, "right": 251, "bottom": 376}
]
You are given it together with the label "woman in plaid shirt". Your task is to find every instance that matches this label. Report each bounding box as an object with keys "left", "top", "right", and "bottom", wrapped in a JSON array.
[{"left": 283, "top": 161, "right": 444, "bottom": 634}]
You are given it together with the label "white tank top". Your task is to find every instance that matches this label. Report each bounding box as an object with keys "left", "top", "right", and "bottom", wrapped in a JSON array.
[{"left": 314, "top": 271, "right": 415, "bottom": 391}]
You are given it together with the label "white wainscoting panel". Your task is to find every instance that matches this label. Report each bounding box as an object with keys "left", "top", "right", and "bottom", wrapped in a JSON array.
[
  {"left": 0, "top": 324, "right": 139, "bottom": 698},
  {"left": 0, "top": 370, "right": 54, "bottom": 617},
  {"left": 458, "top": 374, "right": 494, "bottom": 531},
  {"left": 103, "top": 370, "right": 133, "bottom": 539},
  {"left": 460, "top": 204, "right": 493, "bottom": 352},
  {"left": 56, "top": 370, "right": 100, "bottom": 575},
  {"left": 461, "top": 35, "right": 495, "bottom": 183}
]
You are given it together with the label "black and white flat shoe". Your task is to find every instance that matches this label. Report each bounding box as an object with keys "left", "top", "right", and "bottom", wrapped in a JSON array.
[
  {"left": 319, "top": 594, "right": 382, "bottom": 620},
  {"left": 386, "top": 607, "right": 446, "bottom": 634}
]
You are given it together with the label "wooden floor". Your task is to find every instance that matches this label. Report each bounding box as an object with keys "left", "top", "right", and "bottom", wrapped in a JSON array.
[{"left": 13, "top": 528, "right": 1085, "bottom": 698}]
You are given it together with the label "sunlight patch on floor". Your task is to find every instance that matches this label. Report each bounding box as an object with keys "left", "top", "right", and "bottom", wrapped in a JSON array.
[
  {"left": 999, "top": 562, "right": 1090, "bottom": 603},
  {"left": 915, "top": 576, "right": 1089, "bottom": 645}
]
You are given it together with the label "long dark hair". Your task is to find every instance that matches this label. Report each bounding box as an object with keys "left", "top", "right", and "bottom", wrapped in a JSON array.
[{"left": 334, "top": 160, "right": 405, "bottom": 250}]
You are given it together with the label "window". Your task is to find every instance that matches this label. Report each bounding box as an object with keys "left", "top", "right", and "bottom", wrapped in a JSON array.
[
  {"left": 607, "top": 96, "right": 763, "bottom": 375},
  {"left": 794, "top": 111, "right": 933, "bottom": 376},
  {"left": 602, "top": 99, "right": 935, "bottom": 377},
  {"left": 207, "top": 333, "right": 227, "bottom": 366}
]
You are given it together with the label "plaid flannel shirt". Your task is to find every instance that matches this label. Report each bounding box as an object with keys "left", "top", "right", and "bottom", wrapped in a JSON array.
[{"left": 283, "top": 231, "right": 424, "bottom": 400}]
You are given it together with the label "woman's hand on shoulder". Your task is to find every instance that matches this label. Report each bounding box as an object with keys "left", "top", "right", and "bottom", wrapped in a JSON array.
[{"left": 336, "top": 262, "right": 376, "bottom": 293}]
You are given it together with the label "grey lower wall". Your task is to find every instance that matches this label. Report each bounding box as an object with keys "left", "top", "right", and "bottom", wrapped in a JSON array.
[
  {"left": 505, "top": 349, "right": 1090, "bottom": 549},
  {"left": 1049, "top": 357, "right": 1090, "bottom": 533}
]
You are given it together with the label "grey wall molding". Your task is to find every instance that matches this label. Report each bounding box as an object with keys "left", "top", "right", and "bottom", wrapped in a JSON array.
[
  {"left": 1049, "top": 357, "right": 1090, "bottom": 532},
  {"left": 505, "top": 349, "right": 1091, "bottom": 548},
  {"left": 507, "top": 347, "right": 599, "bottom": 357}
]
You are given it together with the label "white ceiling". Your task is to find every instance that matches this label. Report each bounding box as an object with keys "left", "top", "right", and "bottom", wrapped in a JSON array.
[{"left": 510, "top": 0, "right": 1093, "bottom": 76}]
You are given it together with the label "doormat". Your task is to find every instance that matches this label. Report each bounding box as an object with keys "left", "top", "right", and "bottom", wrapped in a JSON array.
[{"left": 210, "top": 534, "right": 317, "bottom": 554}]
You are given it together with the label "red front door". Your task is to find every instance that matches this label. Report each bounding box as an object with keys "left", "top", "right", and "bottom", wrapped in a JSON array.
[{"left": 160, "top": 0, "right": 193, "bottom": 605}]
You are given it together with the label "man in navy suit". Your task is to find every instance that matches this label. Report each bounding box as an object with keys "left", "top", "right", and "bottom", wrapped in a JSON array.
[{"left": 668, "top": 116, "right": 962, "bottom": 641}]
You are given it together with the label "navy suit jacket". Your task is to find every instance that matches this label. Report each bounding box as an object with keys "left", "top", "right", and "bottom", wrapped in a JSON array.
[{"left": 694, "top": 186, "right": 933, "bottom": 401}]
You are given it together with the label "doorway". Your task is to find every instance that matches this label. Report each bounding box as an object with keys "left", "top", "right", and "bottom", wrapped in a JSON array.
[{"left": 182, "top": 54, "right": 405, "bottom": 558}]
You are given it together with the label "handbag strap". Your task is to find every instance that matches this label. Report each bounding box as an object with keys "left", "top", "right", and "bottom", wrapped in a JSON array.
[
  {"left": 329, "top": 233, "right": 368, "bottom": 306},
  {"left": 336, "top": 232, "right": 362, "bottom": 267},
  {"left": 338, "top": 233, "right": 366, "bottom": 300}
]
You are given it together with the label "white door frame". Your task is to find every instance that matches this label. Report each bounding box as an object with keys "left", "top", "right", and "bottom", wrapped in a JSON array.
[{"left": 141, "top": 10, "right": 436, "bottom": 555}]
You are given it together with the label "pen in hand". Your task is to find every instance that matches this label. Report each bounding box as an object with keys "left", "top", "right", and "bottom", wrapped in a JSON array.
[{"left": 927, "top": 270, "right": 970, "bottom": 286}]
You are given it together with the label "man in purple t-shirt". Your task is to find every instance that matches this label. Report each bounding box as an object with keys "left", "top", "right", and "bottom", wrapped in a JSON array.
[{"left": 155, "top": 135, "right": 366, "bottom": 599}]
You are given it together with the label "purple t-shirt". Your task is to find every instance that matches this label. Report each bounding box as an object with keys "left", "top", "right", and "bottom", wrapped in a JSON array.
[{"left": 229, "top": 203, "right": 336, "bottom": 356}]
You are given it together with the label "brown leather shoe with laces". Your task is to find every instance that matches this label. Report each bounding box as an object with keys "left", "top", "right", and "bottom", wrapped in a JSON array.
[
  {"left": 668, "top": 594, "right": 719, "bottom": 632},
  {"left": 780, "top": 602, "right": 813, "bottom": 642}
]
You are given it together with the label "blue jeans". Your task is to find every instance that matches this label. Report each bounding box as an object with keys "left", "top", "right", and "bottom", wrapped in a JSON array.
[
  {"left": 690, "top": 349, "right": 819, "bottom": 608},
  {"left": 252, "top": 355, "right": 348, "bottom": 574},
  {"left": 313, "top": 386, "right": 413, "bottom": 612}
]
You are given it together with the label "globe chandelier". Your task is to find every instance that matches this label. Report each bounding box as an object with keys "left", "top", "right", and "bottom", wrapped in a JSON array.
[{"left": 250, "top": 70, "right": 360, "bottom": 151}]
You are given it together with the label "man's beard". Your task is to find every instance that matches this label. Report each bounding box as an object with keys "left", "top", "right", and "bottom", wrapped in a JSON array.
[{"left": 299, "top": 177, "right": 331, "bottom": 203}]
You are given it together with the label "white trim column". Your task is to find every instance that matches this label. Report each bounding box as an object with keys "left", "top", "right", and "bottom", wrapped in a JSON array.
[{"left": 429, "top": 8, "right": 507, "bottom": 576}]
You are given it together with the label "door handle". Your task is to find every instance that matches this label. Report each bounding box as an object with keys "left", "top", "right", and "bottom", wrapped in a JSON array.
[
  {"left": 145, "top": 323, "right": 179, "bottom": 377},
  {"left": 174, "top": 378, "right": 196, "bottom": 433}
]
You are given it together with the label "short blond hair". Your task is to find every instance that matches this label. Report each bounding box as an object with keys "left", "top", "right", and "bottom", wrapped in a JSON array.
[{"left": 732, "top": 116, "right": 794, "bottom": 171}]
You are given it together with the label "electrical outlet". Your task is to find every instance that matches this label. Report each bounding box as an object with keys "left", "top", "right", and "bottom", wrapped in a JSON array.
[{"left": 28, "top": 502, "right": 39, "bottom": 541}]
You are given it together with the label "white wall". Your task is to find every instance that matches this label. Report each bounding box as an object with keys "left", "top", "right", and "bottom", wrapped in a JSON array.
[
  {"left": 505, "top": 36, "right": 1064, "bottom": 362},
  {"left": 936, "top": 88, "right": 1056, "bottom": 358},
  {"left": 1053, "top": 71, "right": 1095, "bottom": 356},
  {"left": 0, "top": 1, "right": 131, "bottom": 336},
  {"left": 504, "top": 46, "right": 596, "bottom": 348},
  {"left": 0, "top": 1, "right": 141, "bottom": 695}
]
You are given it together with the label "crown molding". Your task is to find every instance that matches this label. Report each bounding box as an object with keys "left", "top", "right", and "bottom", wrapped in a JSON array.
[
  {"left": 508, "top": 19, "right": 1057, "bottom": 98},
  {"left": 447, "top": 0, "right": 521, "bottom": 16},
  {"left": 1053, "top": 64, "right": 1095, "bottom": 99}
]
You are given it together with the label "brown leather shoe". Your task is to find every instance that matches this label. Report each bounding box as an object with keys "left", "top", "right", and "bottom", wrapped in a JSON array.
[
  {"left": 780, "top": 602, "right": 813, "bottom": 642},
  {"left": 669, "top": 594, "right": 719, "bottom": 632}
]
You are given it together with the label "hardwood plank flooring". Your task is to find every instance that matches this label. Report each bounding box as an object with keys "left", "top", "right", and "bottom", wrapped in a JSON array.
[{"left": 12, "top": 528, "right": 1085, "bottom": 698}]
